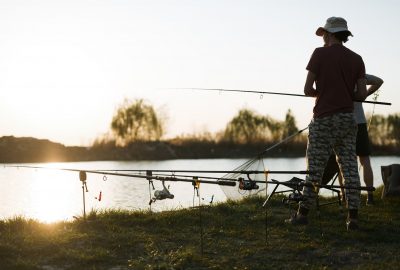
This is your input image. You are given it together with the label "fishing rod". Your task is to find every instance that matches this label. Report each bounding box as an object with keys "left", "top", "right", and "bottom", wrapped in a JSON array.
[
  {"left": 6, "top": 165, "right": 235, "bottom": 186},
  {"left": 7, "top": 165, "right": 328, "bottom": 190},
  {"left": 93, "top": 170, "right": 304, "bottom": 186},
  {"left": 6, "top": 165, "right": 313, "bottom": 186},
  {"left": 7, "top": 165, "right": 372, "bottom": 199},
  {"left": 132, "top": 168, "right": 376, "bottom": 193},
  {"left": 5, "top": 165, "right": 310, "bottom": 176},
  {"left": 93, "top": 169, "right": 310, "bottom": 175},
  {"left": 103, "top": 171, "right": 364, "bottom": 194},
  {"left": 220, "top": 174, "right": 375, "bottom": 192},
  {"left": 173, "top": 87, "right": 391, "bottom": 106},
  {"left": 9, "top": 165, "right": 371, "bottom": 191}
]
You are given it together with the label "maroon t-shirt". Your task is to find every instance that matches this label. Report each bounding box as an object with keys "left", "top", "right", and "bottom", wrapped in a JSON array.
[{"left": 306, "top": 44, "right": 366, "bottom": 118}]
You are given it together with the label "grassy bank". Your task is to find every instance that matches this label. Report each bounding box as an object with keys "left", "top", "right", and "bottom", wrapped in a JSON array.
[{"left": 1, "top": 188, "right": 399, "bottom": 270}]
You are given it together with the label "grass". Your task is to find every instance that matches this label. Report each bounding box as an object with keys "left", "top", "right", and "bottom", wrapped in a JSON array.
[{"left": 0, "top": 186, "right": 399, "bottom": 270}]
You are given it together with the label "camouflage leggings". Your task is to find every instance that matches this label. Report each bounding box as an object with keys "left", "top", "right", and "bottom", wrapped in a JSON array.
[{"left": 300, "top": 113, "right": 361, "bottom": 210}]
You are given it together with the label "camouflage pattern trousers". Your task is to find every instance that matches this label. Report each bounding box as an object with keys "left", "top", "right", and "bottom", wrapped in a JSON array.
[{"left": 300, "top": 112, "right": 361, "bottom": 210}]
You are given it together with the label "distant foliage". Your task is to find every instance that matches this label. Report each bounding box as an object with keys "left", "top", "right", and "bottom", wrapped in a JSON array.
[
  {"left": 111, "top": 99, "right": 164, "bottom": 145},
  {"left": 170, "top": 131, "right": 217, "bottom": 145},
  {"left": 222, "top": 109, "right": 268, "bottom": 144},
  {"left": 222, "top": 109, "right": 298, "bottom": 144},
  {"left": 92, "top": 132, "right": 115, "bottom": 147},
  {"left": 281, "top": 109, "right": 299, "bottom": 139},
  {"left": 368, "top": 113, "right": 400, "bottom": 147},
  {"left": 387, "top": 114, "right": 400, "bottom": 147}
]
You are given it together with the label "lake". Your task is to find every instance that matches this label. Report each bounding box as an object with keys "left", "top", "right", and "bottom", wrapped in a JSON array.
[{"left": 1, "top": 156, "right": 399, "bottom": 223}]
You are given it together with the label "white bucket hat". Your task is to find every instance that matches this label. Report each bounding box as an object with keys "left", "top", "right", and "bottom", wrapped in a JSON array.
[{"left": 316, "top": 17, "right": 353, "bottom": 36}]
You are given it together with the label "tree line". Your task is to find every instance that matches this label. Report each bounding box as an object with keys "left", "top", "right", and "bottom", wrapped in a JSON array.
[
  {"left": 1, "top": 99, "right": 398, "bottom": 163},
  {"left": 103, "top": 98, "right": 303, "bottom": 146},
  {"left": 103, "top": 98, "right": 399, "bottom": 150}
]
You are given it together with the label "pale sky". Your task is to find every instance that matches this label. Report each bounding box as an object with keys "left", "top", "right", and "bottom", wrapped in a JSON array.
[{"left": 0, "top": 0, "right": 399, "bottom": 146}]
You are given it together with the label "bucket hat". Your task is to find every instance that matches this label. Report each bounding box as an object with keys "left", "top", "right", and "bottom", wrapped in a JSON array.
[{"left": 316, "top": 17, "right": 353, "bottom": 36}]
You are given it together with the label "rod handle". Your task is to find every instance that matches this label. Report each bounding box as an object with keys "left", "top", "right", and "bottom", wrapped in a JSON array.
[{"left": 218, "top": 180, "right": 236, "bottom": 186}]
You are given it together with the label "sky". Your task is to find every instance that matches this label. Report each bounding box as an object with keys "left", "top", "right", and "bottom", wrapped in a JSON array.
[{"left": 0, "top": 0, "right": 399, "bottom": 146}]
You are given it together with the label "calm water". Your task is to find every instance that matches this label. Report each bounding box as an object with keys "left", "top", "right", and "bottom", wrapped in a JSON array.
[{"left": 1, "top": 156, "right": 399, "bottom": 222}]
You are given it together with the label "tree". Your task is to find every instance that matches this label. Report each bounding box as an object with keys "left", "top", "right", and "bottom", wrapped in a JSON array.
[
  {"left": 111, "top": 99, "right": 164, "bottom": 145},
  {"left": 387, "top": 113, "right": 400, "bottom": 146},
  {"left": 222, "top": 109, "right": 282, "bottom": 144},
  {"left": 368, "top": 114, "right": 389, "bottom": 146},
  {"left": 281, "top": 109, "right": 299, "bottom": 139},
  {"left": 222, "top": 109, "right": 265, "bottom": 143},
  {"left": 367, "top": 113, "right": 400, "bottom": 147}
]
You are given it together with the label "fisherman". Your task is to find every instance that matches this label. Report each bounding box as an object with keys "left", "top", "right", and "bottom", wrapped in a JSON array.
[
  {"left": 286, "top": 17, "right": 367, "bottom": 231},
  {"left": 325, "top": 74, "right": 384, "bottom": 205}
]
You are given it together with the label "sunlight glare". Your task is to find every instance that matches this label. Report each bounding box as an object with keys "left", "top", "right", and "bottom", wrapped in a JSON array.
[{"left": 26, "top": 169, "right": 81, "bottom": 223}]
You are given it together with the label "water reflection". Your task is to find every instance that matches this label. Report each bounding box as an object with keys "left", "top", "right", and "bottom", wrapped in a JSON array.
[{"left": 27, "top": 171, "right": 74, "bottom": 222}]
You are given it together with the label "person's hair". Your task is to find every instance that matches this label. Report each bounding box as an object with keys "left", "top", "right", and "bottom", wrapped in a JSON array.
[{"left": 332, "top": 31, "right": 351, "bottom": 43}]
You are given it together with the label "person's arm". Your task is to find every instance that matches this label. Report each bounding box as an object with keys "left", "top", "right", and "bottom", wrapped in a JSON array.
[
  {"left": 365, "top": 74, "right": 384, "bottom": 97},
  {"left": 304, "top": 71, "right": 318, "bottom": 97},
  {"left": 354, "top": 77, "right": 367, "bottom": 100}
]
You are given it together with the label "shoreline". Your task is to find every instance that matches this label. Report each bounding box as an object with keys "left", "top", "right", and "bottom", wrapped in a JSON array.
[{"left": 1, "top": 135, "right": 399, "bottom": 163}]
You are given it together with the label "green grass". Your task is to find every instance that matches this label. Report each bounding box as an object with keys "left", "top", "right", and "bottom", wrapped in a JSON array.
[{"left": 0, "top": 187, "right": 399, "bottom": 270}]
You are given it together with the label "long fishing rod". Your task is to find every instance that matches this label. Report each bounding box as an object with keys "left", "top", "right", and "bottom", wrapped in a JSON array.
[
  {"left": 135, "top": 172, "right": 239, "bottom": 182},
  {"left": 7, "top": 165, "right": 311, "bottom": 185},
  {"left": 7, "top": 165, "right": 372, "bottom": 195},
  {"left": 8, "top": 165, "right": 309, "bottom": 175},
  {"left": 6, "top": 165, "right": 235, "bottom": 186},
  {"left": 93, "top": 169, "right": 310, "bottom": 174},
  {"left": 96, "top": 168, "right": 373, "bottom": 192},
  {"left": 93, "top": 170, "right": 302, "bottom": 184},
  {"left": 174, "top": 87, "right": 391, "bottom": 106}
]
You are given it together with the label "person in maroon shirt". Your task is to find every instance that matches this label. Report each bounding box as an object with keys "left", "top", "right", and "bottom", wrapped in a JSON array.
[{"left": 286, "top": 17, "right": 367, "bottom": 231}]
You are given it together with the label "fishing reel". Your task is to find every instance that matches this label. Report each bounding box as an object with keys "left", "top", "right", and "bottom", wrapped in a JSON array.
[
  {"left": 154, "top": 188, "right": 174, "bottom": 200},
  {"left": 150, "top": 181, "right": 174, "bottom": 205},
  {"left": 282, "top": 191, "right": 305, "bottom": 204},
  {"left": 238, "top": 176, "right": 259, "bottom": 191}
]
